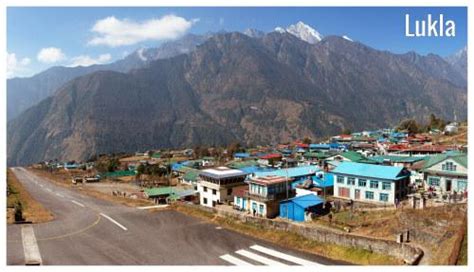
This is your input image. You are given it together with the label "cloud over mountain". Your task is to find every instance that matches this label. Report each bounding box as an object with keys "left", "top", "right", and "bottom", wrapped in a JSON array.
[
  {"left": 88, "top": 15, "right": 199, "bottom": 47},
  {"left": 37, "top": 47, "right": 66, "bottom": 63}
]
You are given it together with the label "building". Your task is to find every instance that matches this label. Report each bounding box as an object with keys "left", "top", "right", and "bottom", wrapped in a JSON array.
[
  {"left": 233, "top": 185, "right": 250, "bottom": 211},
  {"left": 422, "top": 152, "right": 467, "bottom": 193},
  {"left": 331, "top": 162, "right": 411, "bottom": 204},
  {"left": 253, "top": 165, "right": 320, "bottom": 188},
  {"left": 279, "top": 194, "right": 325, "bottom": 222},
  {"left": 247, "top": 175, "right": 295, "bottom": 218},
  {"left": 197, "top": 167, "right": 247, "bottom": 208},
  {"left": 325, "top": 151, "right": 375, "bottom": 164}
]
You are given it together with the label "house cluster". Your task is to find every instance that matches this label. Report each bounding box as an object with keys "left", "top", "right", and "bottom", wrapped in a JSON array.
[{"left": 166, "top": 128, "right": 467, "bottom": 222}]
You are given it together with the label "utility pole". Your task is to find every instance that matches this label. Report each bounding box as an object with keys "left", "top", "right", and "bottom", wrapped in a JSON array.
[{"left": 285, "top": 160, "right": 289, "bottom": 221}]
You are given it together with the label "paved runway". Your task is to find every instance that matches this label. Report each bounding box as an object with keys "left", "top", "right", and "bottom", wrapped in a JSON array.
[{"left": 7, "top": 167, "right": 347, "bottom": 265}]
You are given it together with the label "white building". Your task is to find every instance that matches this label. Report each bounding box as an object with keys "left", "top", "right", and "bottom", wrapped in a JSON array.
[
  {"left": 197, "top": 167, "right": 247, "bottom": 208},
  {"left": 331, "top": 162, "right": 411, "bottom": 204},
  {"left": 422, "top": 153, "right": 467, "bottom": 193}
]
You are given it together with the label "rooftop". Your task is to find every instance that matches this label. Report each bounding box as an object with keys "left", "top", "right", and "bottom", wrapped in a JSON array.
[
  {"left": 331, "top": 161, "right": 409, "bottom": 181},
  {"left": 254, "top": 165, "right": 320, "bottom": 178},
  {"left": 250, "top": 175, "right": 290, "bottom": 185},
  {"left": 280, "top": 194, "right": 324, "bottom": 209},
  {"left": 200, "top": 166, "right": 246, "bottom": 179}
]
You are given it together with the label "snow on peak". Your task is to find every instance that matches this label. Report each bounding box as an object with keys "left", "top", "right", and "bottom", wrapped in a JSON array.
[
  {"left": 274, "top": 21, "right": 323, "bottom": 44},
  {"left": 342, "top": 35, "right": 353, "bottom": 42}
]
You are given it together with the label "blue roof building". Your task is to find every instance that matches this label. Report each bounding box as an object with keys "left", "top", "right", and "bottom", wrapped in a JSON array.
[
  {"left": 331, "top": 162, "right": 411, "bottom": 204},
  {"left": 234, "top": 153, "right": 250, "bottom": 159},
  {"left": 279, "top": 194, "right": 324, "bottom": 222}
]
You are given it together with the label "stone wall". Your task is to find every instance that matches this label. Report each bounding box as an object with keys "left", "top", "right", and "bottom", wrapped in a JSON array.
[{"left": 214, "top": 207, "right": 423, "bottom": 264}]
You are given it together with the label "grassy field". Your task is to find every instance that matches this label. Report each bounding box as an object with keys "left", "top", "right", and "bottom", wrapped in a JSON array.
[
  {"left": 174, "top": 204, "right": 402, "bottom": 265},
  {"left": 7, "top": 169, "right": 54, "bottom": 224}
]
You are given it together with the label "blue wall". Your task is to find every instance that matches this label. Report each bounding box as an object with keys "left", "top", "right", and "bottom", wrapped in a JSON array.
[{"left": 279, "top": 202, "right": 305, "bottom": 222}]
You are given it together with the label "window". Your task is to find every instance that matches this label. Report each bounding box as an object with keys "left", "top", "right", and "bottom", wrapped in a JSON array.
[
  {"left": 259, "top": 204, "right": 264, "bottom": 214},
  {"left": 203, "top": 197, "right": 208, "bottom": 204},
  {"left": 212, "top": 189, "right": 217, "bottom": 195},
  {"left": 337, "top": 176, "right": 345, "bottom": 184},
  {"left": 442, "top": 162, "right": 457, "bottom": 171},
  {"left": 379, "top": 193, "right": 389, "bottom": 202},
  {"left": 365, "top": 191, "right": 374, "bottom": 200},
  {"left": 347, "top": 177, "right": 356, "bottom": 185},
  {"left": 382, "top": 182, "right": 392, "bottom": 190},
  {"left": 358, "top": 179, "right": 367, "bottom": 187},
  {"left": 428, "top": 177, "right": 440, "bottom": 186},
  {"left": 227, "top": 188, "right": 232, "bottom": 195},
  {"left": 203, "top": 186, "right": 207, "bottom": 192},
  {"left": 236, "top": 197, "right": 240, "bottom": 205},
  {"left": 370, "top": 180, "right": 379, "bottom": 189}
]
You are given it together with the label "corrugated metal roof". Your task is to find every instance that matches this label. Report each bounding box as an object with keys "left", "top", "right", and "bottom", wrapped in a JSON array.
[
  {"left": 331, "top": 161, "right": 408, "bottom": 180},
  {"left": 281, "top": 194, "right": 323, "bottom": 209},
  {"left": 254, "top": 165, "right": 319, "bottom": 178}
]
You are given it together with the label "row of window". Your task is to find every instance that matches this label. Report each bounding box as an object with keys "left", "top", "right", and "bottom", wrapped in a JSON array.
[
  {"left": 363, "top": 191, "right": 389, "bottom": 202},
  {"left": 442, "top": 162, "right": 457, "bottom": 172},
  {"left": 336, "top": 176, "right": 392, "bottom": 190}
]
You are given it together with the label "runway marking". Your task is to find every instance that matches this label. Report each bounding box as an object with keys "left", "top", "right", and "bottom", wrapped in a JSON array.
[
  {"left": 216, "top": 226, "right": 223, "bottom": 230},
  {"left": 56, "top": 193, "right": 64, "bottom": 198},
  {"left": 39, "top": 184, "right": 44, "bottom": 188},
  {"left": 100, "top": 213, "right": 128, "bottom": 231},
  {"left": 21, "top": 225, "right": 42, "bottom": 265},
  {"left": 137, "top": 205, "right": 169, "bottom": 210},
  {"left": 235, "top": 249, "right": 288, "bottom": 266},
  {"left": 46, "top": 188, "right": 52, "bottom": 192},
  {"left": 37, "top": 214, "right": 101, "bottom": 241},
  {"left": 220, "top": 254, "right": 253, "bottom": 265},
  {"left": 250, "top": 245, "right": 321, "bottom": 266},
  {"left": 71, "top": 200, "right": 85, "bottom": 207}
]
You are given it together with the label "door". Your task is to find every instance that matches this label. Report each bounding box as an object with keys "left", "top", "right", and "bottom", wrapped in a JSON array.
[
  {"left": 446, "top": 179, "right": 452, "bottom": 192},
  {"left": 355, "top": 189, "right": 360, "bottom": 200},
  {"left": 242, "top": 198, "right": 247, "bottom": 210}
]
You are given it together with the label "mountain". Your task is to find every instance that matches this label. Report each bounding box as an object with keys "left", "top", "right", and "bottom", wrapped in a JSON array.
[
  {"left": 446, "top": 46, "right": 467, "bottom": 82},
  {"left": 7, "top": 32, "right": 467, "bottom": 165},
  {"left": 243, "top": 28, "right": 265, "bottom": 38},
  {"left": 275, "top": 21, "right": 323, "bottom": 44},
  {"left": 7, "top": 34, "right": 209, "bottom": 120}
]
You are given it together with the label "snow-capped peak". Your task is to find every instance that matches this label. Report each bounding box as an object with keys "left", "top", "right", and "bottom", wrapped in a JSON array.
[
  {"left": 342, "top": 35, "right": 353, "bottom": 42},
  {"left": 274, "top": 21, "right": 323, "bottom": 44},
  {"left": 136, "top": 48, "right": 148, "bottom": 62}
]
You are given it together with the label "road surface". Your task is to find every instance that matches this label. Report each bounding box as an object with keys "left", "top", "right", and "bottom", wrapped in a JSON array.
[{"left": 7, "top": 167, "right": 347, "bottom": 265}]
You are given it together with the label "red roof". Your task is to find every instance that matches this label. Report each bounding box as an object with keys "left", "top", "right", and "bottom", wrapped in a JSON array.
[
  {"left": 260, "top": 153, "right": 283, "bottom": 160},
  {"left": 296, "top": 143, "right": 309, "bottom": 148},
  {"left": 406, "top": 144, "right": 454, "bottom": 152},
  {"left": 387, "top": 144, "right": 409, "bottom": 151}
]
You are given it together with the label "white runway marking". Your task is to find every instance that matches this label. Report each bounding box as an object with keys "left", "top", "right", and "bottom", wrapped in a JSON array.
[
  {"left": 39, "top": 184, "right": 44, "bottom": 188},
  {"left": 235, "top": 249, "right": 287, "bottom": 266},
  {"left": 216, "top": 226, "right": 223, "bottom": 230},
  {"left": 21, "top": 225, "right": 42, "bottom": 265},
  {"left": 220, "top": 254, "right": 253, "bottom": 265},
  {"left": 136, "top": 205, "right": 169, "bottom": 210},
  {"left": 250, "top": 244, "right": 321, "bottom": 266},
  {"left": 45, "top": 188, "right": 52, "bottom": 192},
  {"left": 100, "top": 213, "right": 128, "bottom": 231},
  {"left": 55, "top": 193, "right": 64, "bottom": 198},
  {"left": 71, "top": 200, "right": 85, "bottom": 207}
]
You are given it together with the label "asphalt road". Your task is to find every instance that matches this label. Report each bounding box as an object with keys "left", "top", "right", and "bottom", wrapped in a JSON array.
[{"left": 7, "top": 167, "right": 347, "bottom": 265}]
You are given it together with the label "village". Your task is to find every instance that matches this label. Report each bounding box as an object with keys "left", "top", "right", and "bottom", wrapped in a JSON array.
[{"left": 28, "top": 119, "right": 468, "bottom": 265}]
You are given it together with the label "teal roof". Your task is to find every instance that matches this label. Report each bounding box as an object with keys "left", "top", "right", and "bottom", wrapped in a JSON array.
[
  {"left": 145, "top": 187, "right": 174, "bottom": 197},
  {"left": 371, "top": 155, "right": 426, "bottom": 164},
  {"left": 335, "top": 151, "right": 375, "bottom": 163},
  {"left": 255, "top": 165, "right": 320, "bottom": 178},
  {"left": 331, "top": 162, "right": 409, "bottom": 180},
  {"left": 423, "top": 153, "right": 467, "bottom": 170}
]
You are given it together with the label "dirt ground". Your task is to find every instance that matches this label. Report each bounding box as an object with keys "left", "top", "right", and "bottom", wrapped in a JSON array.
[{"left": 311, "top": 203, "right": 467, "bottom": 264}]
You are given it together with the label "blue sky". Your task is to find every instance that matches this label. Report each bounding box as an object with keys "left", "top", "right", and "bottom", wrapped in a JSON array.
[{"left": 7, "top": 7, "right": 467, "bottom": 78}]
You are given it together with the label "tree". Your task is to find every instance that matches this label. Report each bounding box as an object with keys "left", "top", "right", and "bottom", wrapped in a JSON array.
[
  {"left": 227, "top": 142, "right": 242, "bottom": 157},
  {"left": 397, "top": 119, "right": 421, "bottom": 134},
  {"left": 341, "top": 128, "right": 352, "bottom": 135},
  {"left": 302, "top": 137, "right": 312, "bottom": 144}
]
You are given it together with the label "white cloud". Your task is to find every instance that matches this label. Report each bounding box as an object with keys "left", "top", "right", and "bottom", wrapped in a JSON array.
[
  {"left": 7, "top": 52, "right": 31, "bottom": 78},
  {"left": 68, "top": 53, "right": 112, "bottom": 67},
  {"left": 88, "top": 15, "right": 199, "bottom": 47},
  {"left": 37, "top": 47, "right": 66, "bottom": 63}
]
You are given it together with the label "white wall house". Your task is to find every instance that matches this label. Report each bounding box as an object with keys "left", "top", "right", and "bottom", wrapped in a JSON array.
[
  {"left": 197, "top": 167, "right": 247, "bottom": 208},
  {"left": 423, "top": 153, "right": 467, "bottom": 193},
  {"left": 331, "top": 162, "right": 411, "bottom": 204}
]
